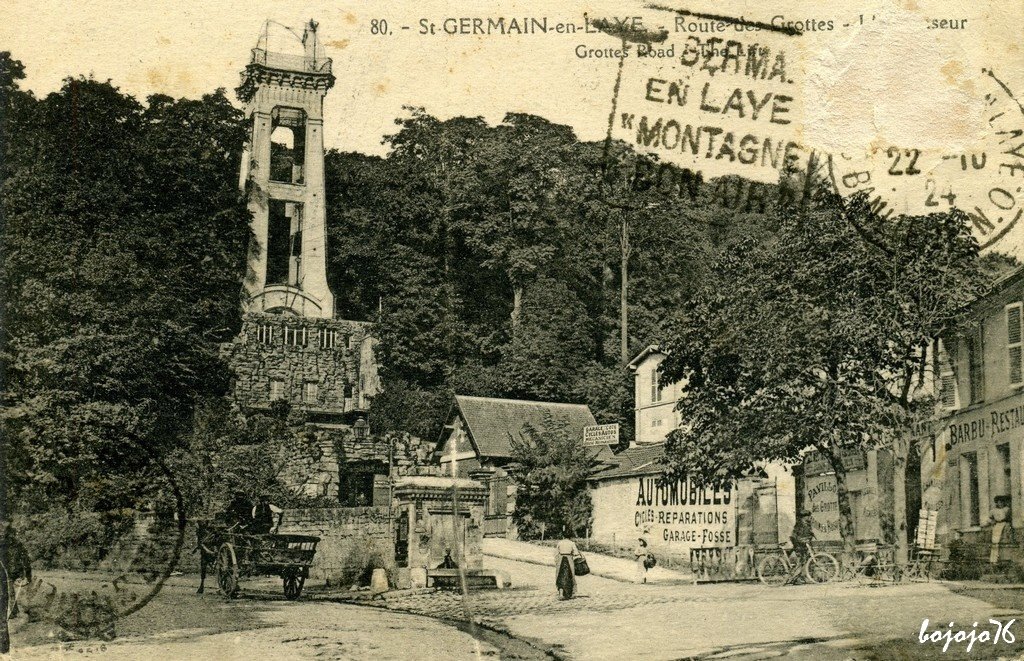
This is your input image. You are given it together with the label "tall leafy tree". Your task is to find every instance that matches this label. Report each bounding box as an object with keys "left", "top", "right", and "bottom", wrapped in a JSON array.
[
  {"left": 469, "top": 114, "right": 582, "bottom": 331},
  {"left": 498, "top": 277, "right": 594, "bottom": 402},
  {"left": 508, "top": 414, "right": 599, "bottom": 539},
  {"left": 1, "top": 73, "right": 250, "bottom": 511},
  {"left": 660, "top": 181, "right": 986, "bottom": 553}
]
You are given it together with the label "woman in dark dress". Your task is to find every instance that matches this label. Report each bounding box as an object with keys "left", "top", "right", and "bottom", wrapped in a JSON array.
[{"left": 554, "top": 537, "right": 581, "bottom": 599}]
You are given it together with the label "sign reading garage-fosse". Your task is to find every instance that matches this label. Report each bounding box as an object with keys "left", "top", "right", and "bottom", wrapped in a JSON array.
[{"left": 634, "top": 475, "right": 735, "bottom": 547}]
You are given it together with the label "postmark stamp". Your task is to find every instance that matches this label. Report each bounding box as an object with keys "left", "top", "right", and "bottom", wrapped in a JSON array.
[
  {"left": 592, "top": 5, "right": 1023, "bottom": 256},
  {"left": 828, "top": 67, "right": 1024, "bottom": 251},
  {"left": 12, "top": 451, "right": 186, "bottom": 640}
]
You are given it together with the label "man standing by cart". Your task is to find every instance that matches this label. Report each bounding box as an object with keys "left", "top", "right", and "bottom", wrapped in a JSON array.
[{"left": 251, "top": 493, "right": 283, "bottom": 535}]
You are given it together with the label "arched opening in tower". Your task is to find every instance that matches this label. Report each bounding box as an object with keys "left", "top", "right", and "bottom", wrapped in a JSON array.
[
  {"left": 267, "top": 199, "right": 302, "bottom": 286},
  {"left": 269, "top": 106, "right": 307, "bottom": 184}
]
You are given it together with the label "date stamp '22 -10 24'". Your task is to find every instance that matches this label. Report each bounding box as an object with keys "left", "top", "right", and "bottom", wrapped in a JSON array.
[{"left": 829, "top": 66, "right": 1024, "bottom": 251}]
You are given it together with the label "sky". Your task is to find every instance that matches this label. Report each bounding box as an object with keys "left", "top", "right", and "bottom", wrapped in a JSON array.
[{"left": 4, "top": 0, "right": 1023, "bottom": 255}]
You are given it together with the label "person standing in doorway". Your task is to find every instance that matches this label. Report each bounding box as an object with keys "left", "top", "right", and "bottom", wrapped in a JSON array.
[
  {"left": 554, "top": 536, "right": 582, "bottom": 600},
  {"left": 634, "top": 537, "right": 650, "bottom": 584},
  {"left": 989, "top": 495, "right": 1012, "bottom": 564}
]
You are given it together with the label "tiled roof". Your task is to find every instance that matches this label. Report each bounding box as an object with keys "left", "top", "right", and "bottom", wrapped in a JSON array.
[
  {"left": 591, "top": 443, "right": 667, "bottom": 480},
  {"left": 626, "top": 345, "right": 665, "bottom": 370},
  {"left": 454, "top": 395, "right": 598, "bottom": 459}
]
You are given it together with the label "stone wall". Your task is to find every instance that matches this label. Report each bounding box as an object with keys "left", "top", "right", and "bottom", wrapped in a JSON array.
[
  {"left": 281, "top": 428, "right": 441, "bottom": 499},
  {"left": 223, "top": 311, "right": 437, "bottom": 499},
  {"left": 222, "top": 312, "right": 374, "bottom": 414},
  {"left": 278, "top": 506, "right": 395, "bottom": 585}
]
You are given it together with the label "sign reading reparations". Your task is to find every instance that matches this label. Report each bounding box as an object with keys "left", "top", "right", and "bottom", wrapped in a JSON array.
[
  {"left": 583, "top": 423, "right": 620, "bottom": 446},
  {"left": 634, "top": 475, "right": 735, "bottom": 547}
]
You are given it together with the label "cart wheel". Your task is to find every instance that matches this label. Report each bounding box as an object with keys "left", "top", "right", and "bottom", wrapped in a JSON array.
[
  {"left": 217, "top": 543, "right": 239, "bottom": 598},
  {"left": 283, "top": 573, "right": 305, "bottom": 601}
]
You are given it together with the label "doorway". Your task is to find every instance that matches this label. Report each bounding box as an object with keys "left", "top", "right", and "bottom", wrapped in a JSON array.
[{"left": 905, "top": 441, "right": 923, "bottom": 548}]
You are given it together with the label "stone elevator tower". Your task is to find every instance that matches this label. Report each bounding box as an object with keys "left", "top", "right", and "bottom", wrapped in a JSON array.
[
  {"left": 223, "top": 20, "right": 397, "bottom": 503},
  {"left": 237, "top": 20, "right": 335, "bottom": 318}
]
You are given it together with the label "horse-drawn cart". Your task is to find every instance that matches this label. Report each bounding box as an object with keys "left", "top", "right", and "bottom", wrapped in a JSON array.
[{"left": 208, "top": 530, "right": 320, "bottom": 600}]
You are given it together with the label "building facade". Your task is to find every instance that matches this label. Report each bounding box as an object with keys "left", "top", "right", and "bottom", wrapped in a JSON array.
[
  {"left": 922, "top": 267, "right": 1024, "bottom": 553},
  {"left": 588, "top": 444, "right": 783, "bottom": 572},
  {"left": 583, "top": 346, "right": 797, "bottom": 569},
  {"left": 625, "top": 346, "right": 796, "bottom": 536},
  {"left": 436, "top": 395, "right": 609, "bottom": 537},
  {"left": 628, "top": 346, "right": 684, "bottom": 445}
]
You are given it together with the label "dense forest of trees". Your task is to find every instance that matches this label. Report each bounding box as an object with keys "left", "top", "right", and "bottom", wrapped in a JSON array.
[
  {"left": 0, "top": 53, "right": 253, "bottom": 576},
  {"left": 0, "top": 51, "right": 785, "bottom": 543},
  {"left": 325, "top": 108, "right": 786, "bottom": 444}
]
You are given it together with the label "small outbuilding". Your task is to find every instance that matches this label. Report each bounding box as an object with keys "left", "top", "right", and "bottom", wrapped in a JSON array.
[{"left": 436, "top": 395, "right": 612, "bottom": 537}]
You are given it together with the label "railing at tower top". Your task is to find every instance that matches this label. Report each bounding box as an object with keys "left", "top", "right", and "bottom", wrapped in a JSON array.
[{"left": 250, "top": 48, "right": 332, "bottom": 74}]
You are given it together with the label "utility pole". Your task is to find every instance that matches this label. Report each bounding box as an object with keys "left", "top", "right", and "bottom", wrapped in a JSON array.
[
  {"left": 593, "top": 19, "right": 667, "bottom": 366},
  {"left": 620, "top": 210, "right": 631, "bottom": 365}
]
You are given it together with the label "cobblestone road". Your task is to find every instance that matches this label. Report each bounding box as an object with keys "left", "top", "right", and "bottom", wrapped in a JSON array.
[
  {"left": 14, "top": 558, "right": 1024, "bottom": 659},
  {"left": 334, "top": 554, "right": 1024, "bottom": 660}
]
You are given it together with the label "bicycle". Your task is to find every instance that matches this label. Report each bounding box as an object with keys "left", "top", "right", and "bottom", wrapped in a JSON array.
[
  {"left": 903, "top": 547, "right": 943, "bottom": 581},
  {"left": 757, "top": 543, "right": 840, "bottom": 585},
  {"left": 838, "top": 541, "right": 903, "bottom": 584}
]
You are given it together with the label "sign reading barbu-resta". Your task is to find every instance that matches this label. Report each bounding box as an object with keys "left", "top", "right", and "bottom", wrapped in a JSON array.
[{"left": 634, "top": 475, "right": 734, "bottom": 547}]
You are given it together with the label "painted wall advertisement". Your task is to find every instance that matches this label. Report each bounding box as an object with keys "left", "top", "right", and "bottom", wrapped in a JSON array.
[
  {"left": 634, "top": 475, "right": 735, "bottom": 547},
  {"left": 804, "top": 474, "right": 841, "bottom": 541}
]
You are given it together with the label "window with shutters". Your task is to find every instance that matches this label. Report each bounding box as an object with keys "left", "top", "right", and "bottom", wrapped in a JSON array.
[
  {"left": 995, "top": 444, "right": 1012, "bottom": 505},
  {"left": 961, "top": 452, "right": 981, "bottom": 527},
  {"left": 937, "top": 339, "right": 958, "bottom": 410},
  {"left": 967, "top": 329, "right": 985, "bottom": 405},
  {"left": 1008, "top": 303, "right": 1023, "bottom": 386},
  {"left": 337, "top": 461, "right": 386, "bottom": 507},
  {"left": 270, "top": 379, "right": 285, "bottom": 401},
  {"left": 650, "top": 367, "right": 663, "bottom": 403},
  {"left": 302, "top": 381, "right": 318, "bottom": 404}
]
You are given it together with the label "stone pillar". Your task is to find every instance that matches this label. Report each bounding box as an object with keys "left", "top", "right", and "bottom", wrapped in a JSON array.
[
  {"left": 237, "top": 26, "right": 336, "bottom": 319},
  {"left": 300, "top": 115, "right": 333, "bottom": 316},
  {"left": 245, "top": 109, "right": 273, "bottom": 299}
]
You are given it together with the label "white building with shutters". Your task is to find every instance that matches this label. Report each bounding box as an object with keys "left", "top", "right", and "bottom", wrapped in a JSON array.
[
  {"left": 922, "top": 266, "right": 1024, "bottom": 551},
  {"left": 627, "top": 346, "right": 685, "bottom": 446}
]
